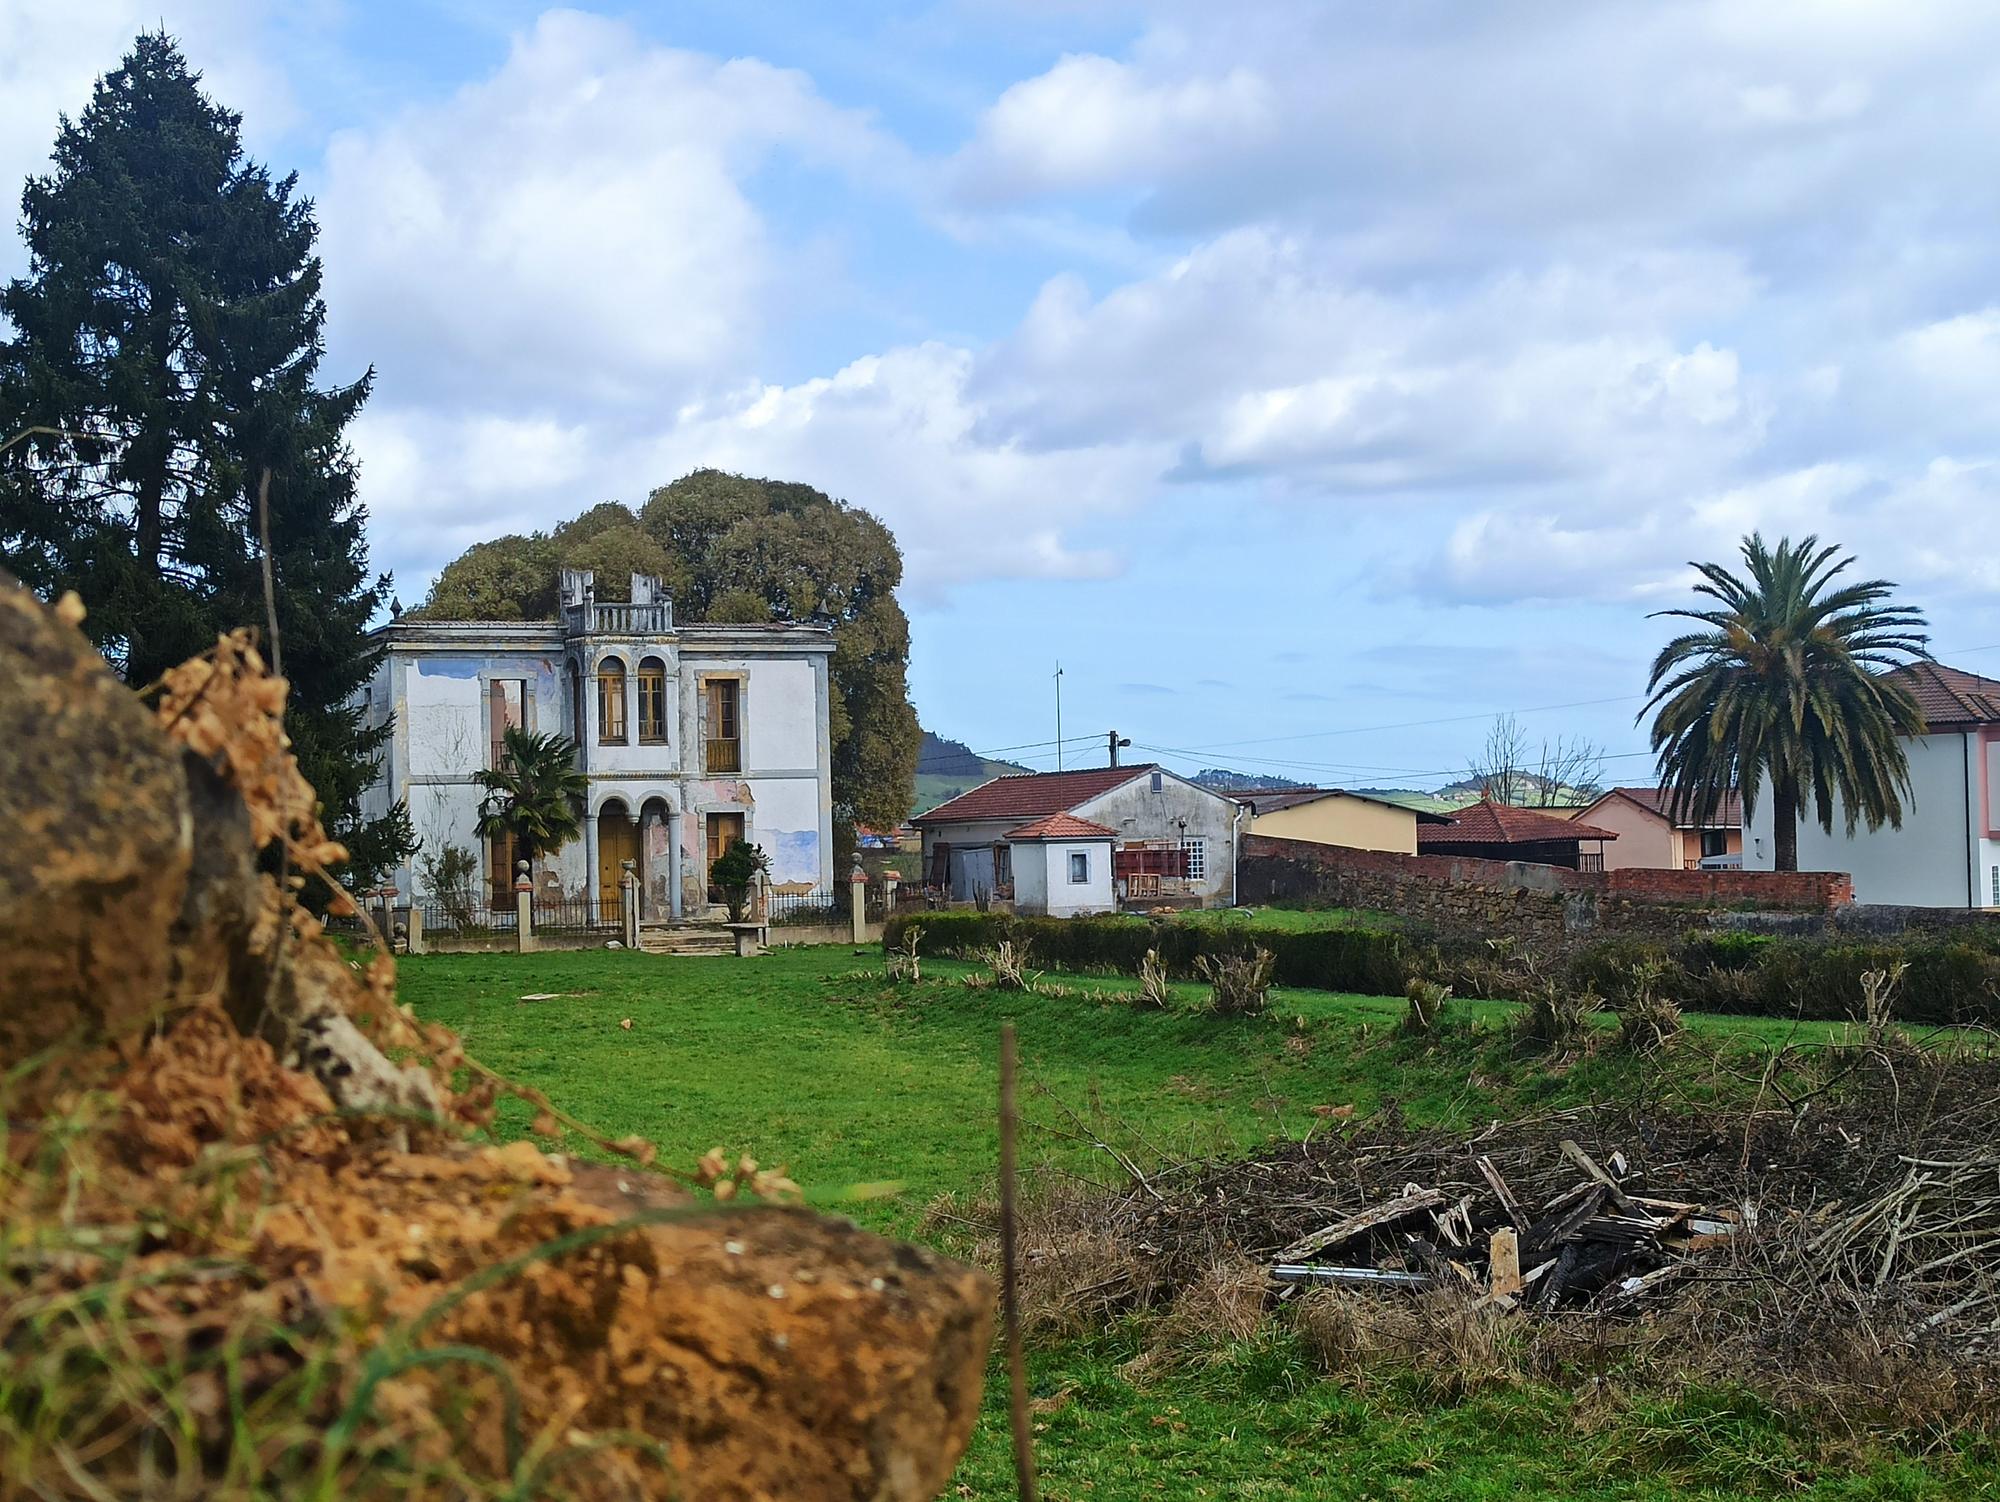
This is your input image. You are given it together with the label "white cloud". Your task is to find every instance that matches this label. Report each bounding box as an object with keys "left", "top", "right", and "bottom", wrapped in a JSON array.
[
  {"left": 360, "top": 341, "right": 1157, "bottom": 597},
  {"left": 969, "top": 229, "right": 1761, "bottom": 493},
  {"left": 317, "top": 9, "right": 909, "bottom": 406},
  {"left": 951, "top": 53, "right": 1275, "bottom": 200}
]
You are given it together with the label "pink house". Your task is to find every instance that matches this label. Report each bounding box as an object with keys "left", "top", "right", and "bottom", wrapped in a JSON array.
[{"left": 1575, "top": 787, "right": 1743, "bottom": 871}]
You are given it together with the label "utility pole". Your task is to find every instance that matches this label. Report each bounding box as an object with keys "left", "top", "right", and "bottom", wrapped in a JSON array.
[
  {"left": 1108, "top": 729, "right": 1131, "bottom": 767},
  {"left": 1054, "top": 662, "right": 1064, "bottom": 770}
]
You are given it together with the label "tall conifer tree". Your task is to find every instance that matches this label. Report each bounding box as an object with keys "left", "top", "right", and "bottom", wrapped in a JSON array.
[{"left": 0, "top": 32, "right": 411, "bottom": 881}]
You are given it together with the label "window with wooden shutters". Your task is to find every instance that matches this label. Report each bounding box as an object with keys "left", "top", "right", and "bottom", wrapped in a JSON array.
[
  {"left": 638, "top": 657, "right": 667, "bottom": 744},
  {"left": 704, "top": 678, "right": 741, "bottom": 773},
  {"left": 597, "top": 659, "right": 627, "bottom": 744}
]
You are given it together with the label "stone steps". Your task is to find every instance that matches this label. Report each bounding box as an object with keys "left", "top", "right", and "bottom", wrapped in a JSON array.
[{"left": 637, "top": 923, "right": 736, "bottom": 957}]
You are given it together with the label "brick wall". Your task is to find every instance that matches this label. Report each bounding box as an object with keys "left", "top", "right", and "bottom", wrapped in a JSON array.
[
  {"left": 1603, "top": 866, "right": 1853, "bottom": 907},
  {"left": 1238, "top": 834, "right": 1851, "bottom": 952}
]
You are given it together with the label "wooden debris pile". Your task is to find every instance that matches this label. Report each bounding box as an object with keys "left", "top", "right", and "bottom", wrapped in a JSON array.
[
  {"left": 1809, "top": 1150, "right": 2000, "bottom": 1357},
  {"left": 1027, "top": 1068, "right": 2000, "bottom": 1364},
  {"left": 1266, "top": 1138, "right": 1743, "bottom": 1313}
]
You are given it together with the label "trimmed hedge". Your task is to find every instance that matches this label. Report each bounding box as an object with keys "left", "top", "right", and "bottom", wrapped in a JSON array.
[
  {"left": 1565, "top": 931, "right": 2000, "bottom": 1027},
  {"left": 887, "top": 909, "right": 2000, "bottom": 1026},
  {"left": 882, "top": 911, "right": 1416, "bottom": 998}
]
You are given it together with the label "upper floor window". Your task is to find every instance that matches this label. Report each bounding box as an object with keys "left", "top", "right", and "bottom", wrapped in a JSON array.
[
  {"left": 597, "top": 658, "right": 627, "bottom": 744},
  {"left": 638, "top": 657, "right": 668, "bottom": 744},
  {"left": 704, "top": 677, "right": 741, "bottom": 773},
  {"left": 489, "top": 679, "right": 526, "bottom": 769}
]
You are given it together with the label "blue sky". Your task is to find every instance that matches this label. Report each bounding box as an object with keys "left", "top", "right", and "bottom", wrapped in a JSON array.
[{"left": 8, "top": 1, "right": 2000, "bottom": 789}]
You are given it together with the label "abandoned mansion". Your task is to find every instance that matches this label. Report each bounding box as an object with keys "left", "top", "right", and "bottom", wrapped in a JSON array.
[{"left": 356, "top": 569, "right": 837, "bottom": 918}]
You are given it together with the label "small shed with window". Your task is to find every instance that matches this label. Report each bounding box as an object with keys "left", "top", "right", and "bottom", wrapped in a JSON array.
[
  {"left": 1004, "top": 814, "right": 1116, "bottom": 917},
  {"left": 912, "top": 763, "right": 1243, "bottom": 909}
]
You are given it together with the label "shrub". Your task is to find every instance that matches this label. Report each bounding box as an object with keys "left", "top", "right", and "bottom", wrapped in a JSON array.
[
  {"left": 1194, "top": 949, "right": 1276, "bottom": 1018},
  {"left": 885, "top": 924, "right": 923, "bottom": 983},
  {"left": 984, "top": 939, "right": 1033, "bottom": 991},
  {"left": 1518, "top": 982, "right": 1601, "bottom": 1054},
  {"left": 882, "top": 911, "right": 1414, "bottom": 996},
  {"left": 709, "top": 839, "right": 769, "bottom": 923},
  {"left": 1613, "top": 957, "right": 1683, "bottom": 1054},
  {"left": 1134, "top": 949, "right": 1174, "bottom": 1010},
  {"left": 1859, "top": 961, "right": 1907, "bottom": 1048},
  {"left": 1401, "top": 978, "right": 1453, "bottom": 1039},
  {"left": 1562, "top": 933, "right": 2000, "bottom": 1027}
]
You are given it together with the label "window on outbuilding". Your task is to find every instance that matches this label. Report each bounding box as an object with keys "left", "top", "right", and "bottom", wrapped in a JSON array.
[
  {"left": 1068, "top": 850, "right": 1090, "bottom": 884},
  {"left": 1179, "top": 837, "right": 1206, "bottom": 881},
  {"left": 597, "top": 658, "right": 627, "bottom": 744}
]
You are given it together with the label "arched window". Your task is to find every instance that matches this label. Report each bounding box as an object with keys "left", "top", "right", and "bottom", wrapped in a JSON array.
[
  {"left": 638, "top": 656, "right": 668, "bottom": 744},
  {"left": 596, "top": 657, "right": 627, "bottom": 744}
]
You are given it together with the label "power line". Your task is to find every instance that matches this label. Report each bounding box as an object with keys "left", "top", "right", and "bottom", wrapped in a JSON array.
[{"left": 918, "top": 640, "right": 2000, "bottom": 789}]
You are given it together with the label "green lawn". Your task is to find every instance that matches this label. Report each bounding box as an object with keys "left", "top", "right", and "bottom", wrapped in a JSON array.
[{"left": 397, "top": 946, "right": 1997, "bottom": 1501}]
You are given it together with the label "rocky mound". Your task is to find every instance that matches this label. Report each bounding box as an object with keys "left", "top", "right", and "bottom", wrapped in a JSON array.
[{"left": 0, "top": 574, "right": 993, "bottom": 1500}]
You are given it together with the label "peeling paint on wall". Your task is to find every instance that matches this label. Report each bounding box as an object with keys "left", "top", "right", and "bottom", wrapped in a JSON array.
[{"left": 766, "top": 829, "right": 821, "bottom": 889}]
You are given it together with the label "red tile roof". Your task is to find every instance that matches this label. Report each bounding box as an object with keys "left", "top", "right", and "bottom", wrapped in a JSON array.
[
  {"left": 913, "top": 765, "right": 1153, "bottom": 825},
  {"left": 1418, "top": 799, "right": 1619, "bottom": 849},
  {"left": 1886, "top": 661, "right": 2000, "bottom": 728},
  {"left": 1598, "top": 786, "right": 1743, "bottom": 829},
  {"left": 1004, "top": 812, "right": 1118, "bottom": 841}
]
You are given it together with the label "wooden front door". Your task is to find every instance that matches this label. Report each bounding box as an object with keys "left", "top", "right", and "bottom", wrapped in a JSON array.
[
  {"left": 598, "top": 809, "right": 639, "bottom": 908},
  {"left": 705, "top": 812, "right": 745, "bottom": 902}
]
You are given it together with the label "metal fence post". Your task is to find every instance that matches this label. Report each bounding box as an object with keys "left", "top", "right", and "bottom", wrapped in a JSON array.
[
  {"left": 515, "top": 860, "right": 536, "bottom": 953},
  {"left": 621, "top": 860, "right": 639, "bottom": 950},
  {"left": 849, "top": 862, "right": 867, "bottom": 944}
]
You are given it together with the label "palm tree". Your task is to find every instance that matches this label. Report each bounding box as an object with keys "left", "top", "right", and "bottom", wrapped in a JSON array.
[
  {"left": 1643, "top": 534, "right": 1930, "bottom": 872},
  {"left": 474, "top": 727, "right": 586, "bottom": 885}
]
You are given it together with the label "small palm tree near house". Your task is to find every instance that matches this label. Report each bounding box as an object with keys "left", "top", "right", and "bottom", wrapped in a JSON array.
[
  {"left": 1643, "top": 534, "right": 1930, "bottom": 872},
  {"left": 709, "top": 840, "right": 770, "bottom": 923},
  {"left": 474, "top": 728, "right": 587, "bottom": 887}
]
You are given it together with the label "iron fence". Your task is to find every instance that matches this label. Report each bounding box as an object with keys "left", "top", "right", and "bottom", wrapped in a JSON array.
[
  {"left": 419, "top": 889, "right": 517, "bottom": 934},
  {"left": 767, "top": 887, "right": 841, "bottom": 927},
  {"left": 863, "top": 881, "right": 887, "bottom": 922},
  {"left": 534, "top": 895, "right": 623, "bottom": 934}
]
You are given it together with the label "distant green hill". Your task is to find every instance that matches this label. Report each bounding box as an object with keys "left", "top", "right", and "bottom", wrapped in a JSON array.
[{"left": 910, "top": 731, "right": 1029, "bottom": 816}]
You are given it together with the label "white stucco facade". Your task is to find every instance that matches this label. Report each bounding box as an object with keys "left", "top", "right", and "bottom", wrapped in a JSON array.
[
  {"left": 914, "top": 764, "right": 1246, "bottom": 912},
  {"left": 356, "top": 571, "right": 836, "bottom": 919},
  {"left": 1012, "top": 837, "right": 1115, "bottom": 917},
  {"left": 1071, "top": 768, "right": 1244, "bottom": 907},
  {"left": 1742, "top": 729, "right": 2000, "bottom": 908}
]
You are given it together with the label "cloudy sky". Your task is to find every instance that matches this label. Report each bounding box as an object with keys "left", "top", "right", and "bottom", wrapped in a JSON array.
[{"left": 8, "top": 1, "right": 2000, "bottom": 788}]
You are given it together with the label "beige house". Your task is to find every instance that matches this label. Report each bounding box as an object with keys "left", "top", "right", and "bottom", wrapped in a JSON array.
[
  {"left": 1576, "top": 787, "right": 1742, "bottom": 871},
  {"left": 1236, "top": 788, "right": 1435, "bottom": 854}
]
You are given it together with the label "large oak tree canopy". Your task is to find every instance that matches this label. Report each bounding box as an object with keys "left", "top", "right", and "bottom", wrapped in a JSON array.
[{"left": 417, "top": 470, "right": 922, "bottom": 834}]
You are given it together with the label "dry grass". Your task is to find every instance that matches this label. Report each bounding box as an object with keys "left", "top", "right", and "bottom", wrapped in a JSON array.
[
  {"left": 1192, "top": 948, "right": 1276, "bottom": 1018},
  {"left": 1614, "top": 958, "right": 1683, "bottom": 1054},
  {"left": 1400, "top": 978, "right": 1453, "bottom": 1039}
]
